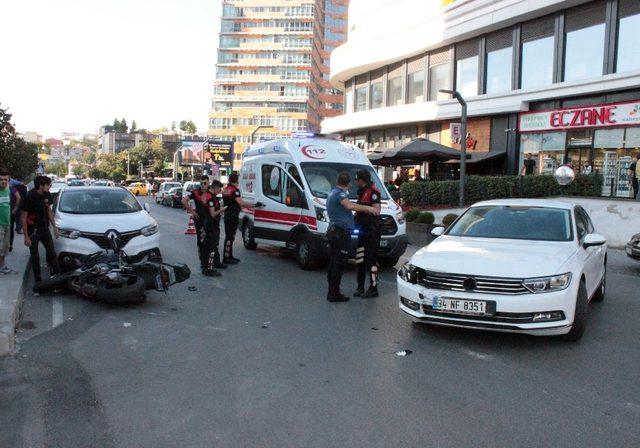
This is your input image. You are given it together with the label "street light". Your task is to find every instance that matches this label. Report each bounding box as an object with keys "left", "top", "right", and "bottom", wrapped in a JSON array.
[
  {"left": 250, "top": 125, "right": 272, "bottom": 145},
  {"left": 440, "top": 89, "right": 467, "bottom": 208}
]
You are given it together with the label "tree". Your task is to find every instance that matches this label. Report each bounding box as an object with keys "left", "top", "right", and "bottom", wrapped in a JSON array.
[
  {"left": 120, "top": 118, "right": 128, "bottom": 134},
  {"left": 45, "top": 160, "right": 67, "bottom": 178},
  {"left": 186, "top": 120, "right": 197, "bottom": 134},
  {"left": 179, "top": 120, "right": 188, "bottom": 133},
  {"left": 95, "top": 153, "right": 126, "bottom": 182},
  {"left": 171, "top": 121, "right": 177, "bottom": 133},
  {"left": 113, "top": 118, "right": 121, "bottom": 131},
  {"left": 130, "top": 120, "right": 137, "bottom": 134},
  {"left": 0, "top": 104, "right": 39, "bottom": 180}
]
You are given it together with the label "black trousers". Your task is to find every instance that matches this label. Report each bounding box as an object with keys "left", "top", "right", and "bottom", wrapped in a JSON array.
[
  {"left": 194, "top": 219, "right": 204, "bottom": 267},
  {"left": 632, "top": 178, "right": 639, "bottom": 200},
  {"left": 327, "top": 225, "right": 351, "bottom": 294},
  {"left": 28, "top": 228, "right": 59, "bottom": 282},
  {"left": 356, "top": 228, "right": 381, "bottom": 289},
  {"left": 224, "top": 217, "right": 239, "bottom": 260},
  {"left": 201, "top": 219, "right": 221, "bottom": 270}
]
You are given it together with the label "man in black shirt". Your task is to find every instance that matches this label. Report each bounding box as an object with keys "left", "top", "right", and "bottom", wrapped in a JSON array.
[
  {"left": 520, "top": 153, "right": 537, "bottom": 176},
  {"left": 20, "top": 176, "right": 59, "bottom": 282},
  {"left": 629, "top": 154, "right": 640, "bottom": 200},
  {"left": 354, "top": 170, "right": 382, "bottom": 298},
  {"left": 222, "top": 173, "right": 253, "bottom": 264},
  {"left": 182, "top": 175, "right": 210, "bottom": 271}
]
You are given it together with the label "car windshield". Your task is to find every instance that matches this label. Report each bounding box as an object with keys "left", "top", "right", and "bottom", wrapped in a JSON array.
[
  {"left": 58, "top": 189, "right": 142, "bottom": 214},
  {"left": 447, "top": 205, "right": 573, "bottom": 241},
  {"left": 300, "top": 162, "right": 389, "bottom": 200}
]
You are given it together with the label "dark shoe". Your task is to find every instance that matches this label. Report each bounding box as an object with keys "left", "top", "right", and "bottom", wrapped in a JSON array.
[
  {"left": 223, "top": 258, "right": 239, "bottom": 265},
  {"left": 202, "top": 268, "right": 221, "bottom": 277},
  {"left": 327, "top": 292, "right": 350, "bottom": 302},
  {"left": 213, "top": 262, "right": 227, "bottom": 269},
  {"left": 353, "top": 286, "right": 364, "bottom": 297},
  {"left": 361, "top": 286, "right": 379, "bottom": 298},
  {"left": 230, "top": 256, "right": 241, "bottom": 263}
]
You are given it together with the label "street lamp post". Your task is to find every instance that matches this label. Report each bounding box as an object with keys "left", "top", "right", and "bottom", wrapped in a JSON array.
[
  {"left": 440, "top": 89, "right": 467, "bottom": 208},
  {"left": 250, "top": 125, "right": 272, "bottom": 145}
]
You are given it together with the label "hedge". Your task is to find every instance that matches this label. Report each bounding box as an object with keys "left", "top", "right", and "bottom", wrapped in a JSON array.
[{"left": 400, "top": 174, "right": 603, "bottom": 207}]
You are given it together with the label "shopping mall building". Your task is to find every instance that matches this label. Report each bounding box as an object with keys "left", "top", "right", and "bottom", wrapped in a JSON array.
[{"left": 321, "top": 0, "right": 640, "bottom": 198}]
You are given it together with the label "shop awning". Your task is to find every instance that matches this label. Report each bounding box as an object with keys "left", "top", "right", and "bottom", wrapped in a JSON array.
[
  {"left": 368, "top": 138, "right": 469, "bottom": 166},
  {"left": 442, "top": 150, "right": 507, "bottom": 164}
]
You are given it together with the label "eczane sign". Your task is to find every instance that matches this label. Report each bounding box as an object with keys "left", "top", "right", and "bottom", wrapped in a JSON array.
[{"left": 519, "top": 100, "right": 640, "bottom": 132}]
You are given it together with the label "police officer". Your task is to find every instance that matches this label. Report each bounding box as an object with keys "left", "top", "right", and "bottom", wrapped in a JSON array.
[
  {"left": 201, "top": 180, "right": 227, "bottom": 276},
  {"left": 222, "top": 173, "right": 253, "bottom": 264},
  {"left": 182, "top": 175, "right": 210, "bottom": 271},
  {"left": 325, "top": 172, "right": 378, "bottom": 302},
  {"left": 354, "top": 169, "right": 382, "bottom": 298}
]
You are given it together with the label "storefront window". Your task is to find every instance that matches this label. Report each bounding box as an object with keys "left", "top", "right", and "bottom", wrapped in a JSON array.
[
  {"left": 625, "top": 128, "right": 640, "bottom": 148},
  {"left": 521, "top": 36, "right": 554, "bottom": 89},
  {"left": 617, "top": 0, "right": 640, "bottom": 73},
  {"left": 564, "top": 24, "right": 605, "bottom": 82},
  {"left": 345, "top": 87, "right": 354, "bottom": 113},
  {"left": 429, "top": 63, "right": 451, "bottom": 101},
  {"left": 486, "top": 47, "right": 512, "bottom": 94},
  {"left": 407, "top": 71, "right": 424, "bottom": 103},
  {"left": 370, "top": 82, "right": 383, "bottom": 109},
  {"left": 387, "top": 76, "right": 403, "bottom": 106},
  {"left": 594, "top": 129, "right": 625, "bottom": 148},
  {"left": 519, "top": 132, "right": 566, "bottom": 174},
  {"left": 456, "top": 56, "right": 478, "bottom": 97},
  {"left": 355, "top": 86, "right": 367, "bottom": 112}
]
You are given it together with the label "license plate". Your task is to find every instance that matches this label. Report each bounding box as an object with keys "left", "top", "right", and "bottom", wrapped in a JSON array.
[
  {"left": 432, "top": 297, "right": 488, "bottom": 316},
  {"left": 379, "top": 239, "right": 388, "bottom": 247}
]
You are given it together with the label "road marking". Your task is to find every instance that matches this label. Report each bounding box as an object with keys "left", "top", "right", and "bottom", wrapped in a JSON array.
[
  {"left": 463, "top": 349, "right": 492, "bottom": 361},
  {"left": 52, "top": 299, "right": 63, "bottom": 328}
]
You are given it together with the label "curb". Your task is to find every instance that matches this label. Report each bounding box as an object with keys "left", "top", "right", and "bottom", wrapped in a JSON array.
[{"left": 0, "top": 259, "right": 30, "bottom": 356}]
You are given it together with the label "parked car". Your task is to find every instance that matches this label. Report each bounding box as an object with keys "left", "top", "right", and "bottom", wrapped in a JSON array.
[
  {"left": 127, "top": 182, "right": 148, "bottom": 196},
  {"left": 161, "top": 187, "right": 183, "bottom": 208},
  {"left": 54, "top": 186, "right": 161, "bottom": 271},
  {"left": 156, "top": 181, "right": 182, "bottom": 204},
  {"left": 92, "top": 180, "right": 114, "bottom": 187},
  {"left": 183, "top": 181, "right": 200, "bottom": 193},
  {"left": 398, "top": 199, "right": 607, "bottom": 341},
  {"left": 67, "top": 179, "right": 85, "bottom": 187},
  {"left": 626, "top": 233, "right": 640, "bottom": 261},
  {"left": 50, "top": 181, "right": 67, "bottom": 202}
]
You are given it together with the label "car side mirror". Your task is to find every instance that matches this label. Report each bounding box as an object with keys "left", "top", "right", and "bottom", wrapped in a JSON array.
[
  {"left": 583, "top": 233, "right": 605, "bottom": 249},
  {"left": 144, "top": 203, "right": 151, "bottom": 213},
  {"left": 431, "top": 226, "right": 445, "bottom": 237}
]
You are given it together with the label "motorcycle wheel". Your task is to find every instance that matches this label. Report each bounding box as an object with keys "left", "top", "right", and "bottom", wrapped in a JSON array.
[{"left": 32, "top": 272, "right": 74, "bottom": 294}]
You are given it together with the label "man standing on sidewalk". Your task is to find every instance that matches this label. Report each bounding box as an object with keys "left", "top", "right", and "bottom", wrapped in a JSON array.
[
  {"left": 354, "top": 170, "right": 382, "bottom": 298},
  {"left": 629, "top": 154, "right": 639, "bottom": 200},
  {"left": 0, "top": 169, "right": 13, "bottom": 274},
  {"left": 20, "top": 175, "right": 60, "bottom": 283}
]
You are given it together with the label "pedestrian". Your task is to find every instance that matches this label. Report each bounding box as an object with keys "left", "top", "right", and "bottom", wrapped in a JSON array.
[
  {"left": 629, "top": 154, "right": 640, "bottom": 200},
  {"left": 9, "top": 178, "right": 26, "bottom": 251},
  {"left": 582, "top": 161, "right": 593, "bottom": 175},
  {"left": 222, "top": 173, "right": 253, "bottom": 264},
  {"left": 354, "top": 170, "right": 382, "bottom": 298},
  {"left": 520, "top": 153, "right": 537, "bottom": 176},
  {"left": 0, "top": 169, "right": 14, "bottom": 274},
  {"left": 20, "top": 175, "right": 60, "bottom": 283},
  {"left": 182, "top": 175, "right": 210, "bottom": 271},
  {"left": 201, "top": 180, "right": 227, "bottom": 276},
  {"left": 325, "top": 172, "right": 378, "bottom": 302}
]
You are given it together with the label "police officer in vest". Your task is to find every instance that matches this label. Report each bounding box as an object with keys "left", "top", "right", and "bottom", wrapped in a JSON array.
[
  {"left": 222, "top": 173, "right": 253, "bottom": 264},
  {"left": 182, "top": 175, "right": 210, "bottom": 271},
  {"left": 325, "top": 172, "right": 378, "bottom": 302},
  {"left": 201, "top": 180, "right": 227, "bottom": 276},
  {"left": 354, "top": 169, "right": 382, "bottom": 298}
]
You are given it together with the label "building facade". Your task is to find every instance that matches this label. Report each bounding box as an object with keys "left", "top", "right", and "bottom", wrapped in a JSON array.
[
  {"left": 321, "top": 0, "right": 640, "bottom": 197},
  {"left": 98, "top": 132, "right": 182, "bottom": 155},
  {"left": 209, "top": 0, "right": 349, "bottom": 170}
]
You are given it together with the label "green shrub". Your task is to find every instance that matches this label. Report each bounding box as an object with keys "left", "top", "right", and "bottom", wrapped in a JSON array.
[
  {"left": 415, "top": 211, "right": 435, "bottom": 225},
  {"left": 400, "top": 174, "right": 604, "bottom": 207},
  {"left": 404, "top": 208, "right": 422, "bottom": 222},
  {"left": 442, "top": 213, "right": 458, "bottom": 227}
]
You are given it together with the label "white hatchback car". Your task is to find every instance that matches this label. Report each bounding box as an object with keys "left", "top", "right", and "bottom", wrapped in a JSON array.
[
  {"left": 398, "top": 199, "right": 606, "bottom": 341},
  {"left": 54, "top": 187, "right": 161, "bottom": 270}
]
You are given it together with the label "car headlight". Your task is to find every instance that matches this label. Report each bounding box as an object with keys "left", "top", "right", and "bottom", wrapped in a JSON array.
[
  {"left": 141, "top": 224, "right": 159, "bottom": 237},
  {"left": 396, "top": 211, "right": 405, "bottom": 225},
  {"left": 315, "top": 206, "right": 329, "bottom": 222},
  {"left": 398, "top": 262, "right": 418, "bottom": 283},
  {"left": 631, "top": 234, "right": 640, "bottom": 246},
  {"left": 523, "top": 273, "right": 572, "bottom": 293},
  {"left": 58, "top": 228, "right": 81, "bottom": 239}
]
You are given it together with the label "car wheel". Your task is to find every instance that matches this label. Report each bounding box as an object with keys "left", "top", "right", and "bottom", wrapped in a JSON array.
[
  {"left": 592, "top": 264, "right": 606, "bottom": 302},
  {"left": 296, "top": 235, "right": 320, "bottom": 270},
  {"left": 379, "top": 256, "right": 401, "bottom": 268},
  {"left": 242, "top": 221, "right": 257, "bottom": 250},
  {"left": 562, "top": 279, "right": 588, "bottom": 342}
]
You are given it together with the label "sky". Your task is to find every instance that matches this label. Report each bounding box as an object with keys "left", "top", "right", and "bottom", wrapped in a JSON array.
[{"left": 0, "top": 0, "right": 221, "bottom": 137}]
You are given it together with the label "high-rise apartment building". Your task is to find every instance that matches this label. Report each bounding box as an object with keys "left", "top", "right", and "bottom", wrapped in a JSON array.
[{"left": 209, "top": 0, "right": 349, "bottom": 170}]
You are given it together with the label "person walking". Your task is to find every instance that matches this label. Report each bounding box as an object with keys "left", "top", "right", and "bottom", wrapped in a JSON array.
[
  {"left": 325, "top": 172, "right": 378, "bottom": 302},
  {"left": 201, "top": 180, "right": 227, "bottom": 277},
  {"left": 20, "top": 175, "right": 60, "bottom": 283},
  {"left": 9, "top": 178, "right": 26, "bottom": 252},
  {"left": 629, "top": 154, "right": 639, "bottom": 200},
  {"left": 520, "top": 153, "right": 537, "bottom": 176},
  {"left": 182, "top": 175, "right": 210, "bottom": 271},
  {"left": 354, "top": 170, "right": 382, "bottom": 298},
  {"left": 0, "top": 169, "right": 14, "bottom": 274},
  {"left": 222, "top": 173, "right": 253, "bottom": 264}
]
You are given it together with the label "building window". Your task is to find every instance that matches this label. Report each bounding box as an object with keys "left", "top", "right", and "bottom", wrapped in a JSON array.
[
  {"left": 429, "top": 64, "right": 451, "bottom": 101},
  {"left": 345, "top": 81, "right": 354, "bottom": 112},
  {"left": 387, "top": 76, "right": 403, "bottom": 106},
  {"left": 617, "top": 0, "right": 640, "bottom": 73},
  {"left": 455, "top": 40, "right": 479, "bottom": 97},
  {"left": 370, "top": 82, "right": 383, "bottom": 109},
  {"left": 563, "top": 1, "right": 606, "bottom": 82},
  {"left": 485, "top": 30, "right": 513, "bottom": 94},
  {"left": 355, "top": 85, "right": 367, "bottom": 112},
  {"left": 407, "top": 71, "right": 424, "bottom": 103},
  {"left": 521, "top": 16, "right": 555, "bottom": 89}
]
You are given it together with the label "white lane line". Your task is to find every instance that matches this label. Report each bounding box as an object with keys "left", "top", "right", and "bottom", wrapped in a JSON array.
[{"left": 52, "top": 299, "right": 63, "bottom": 328}]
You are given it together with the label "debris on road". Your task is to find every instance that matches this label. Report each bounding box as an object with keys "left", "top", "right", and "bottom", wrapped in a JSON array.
[
  {"left": 261, "top": 322, "right": 271, "bottom": 329},
  {"left": 123, "top": 322, "right": 132, "bottom": 328},
  {"left": 395, "top": 350, "right": 413, "bottom": 357},
  {"left": 371, "top": 327, "right": 379, "bottom": 331},
  {"left": 188, "top": 286, "right": 198, "bottom": 292}
]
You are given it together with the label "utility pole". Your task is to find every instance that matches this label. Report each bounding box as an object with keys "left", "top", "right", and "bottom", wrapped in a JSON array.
[
  {"left": 440, "top": 89, "right": 467, "bottom": 208},
  {"left": 250, "top": 125, "right": 271, "bottom": 145}
]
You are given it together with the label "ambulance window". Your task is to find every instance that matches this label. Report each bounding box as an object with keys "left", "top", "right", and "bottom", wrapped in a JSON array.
[
  {"left": 288, "top": 166, "right": 303, "bottom": 189},
  {"left": 284, "top": 171, "right": 306, "bottom": 209},
  {"left": 262, "top": 165, "right": 283, "bottom": 203}
]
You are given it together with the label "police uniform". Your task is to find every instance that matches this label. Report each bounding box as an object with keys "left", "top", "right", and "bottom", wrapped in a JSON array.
[
  {"left": 185, "top": 187, "right": 208, "bottom": 268},
  {"left": 222, "top": 183, "right": 242, "bottom": 263},
  {"left": 354, "top": 183, "right": 381, "bottom": 296},
  {"left": 325, "top": 186, "right": 353, "bottom": 301},
  {"left": 201, "top": 190, "right": 223, "bottom": 272}
]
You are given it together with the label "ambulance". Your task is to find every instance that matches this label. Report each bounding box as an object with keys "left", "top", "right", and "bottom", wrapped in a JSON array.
[{"left": 239, "top": 136, "right": 408, "bottom": 270}]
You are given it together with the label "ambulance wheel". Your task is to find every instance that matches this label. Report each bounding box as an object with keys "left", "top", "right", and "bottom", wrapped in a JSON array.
[
  {"left": 296, "top": 235, "right": 320, "bottom": 270},
  {"left": 242, "top": 222, "right": 257, "bottom": 250}
]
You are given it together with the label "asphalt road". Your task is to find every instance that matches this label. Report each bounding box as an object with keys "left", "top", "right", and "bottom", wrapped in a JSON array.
[{"left": 1, "top": 197, "right": 639, "bottom": 448}]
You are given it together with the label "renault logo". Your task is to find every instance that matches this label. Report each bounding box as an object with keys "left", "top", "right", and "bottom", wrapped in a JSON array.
[
  {"left": 463, "top": 277, "right": 477, "bottom": 291},
  {"left": 105, "top": 230, "right": 121, "bottom": 250}
]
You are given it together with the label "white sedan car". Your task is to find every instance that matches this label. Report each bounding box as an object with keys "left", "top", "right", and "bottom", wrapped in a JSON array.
[
  {"left": 398, "top": 199, "right": 606, "bottom": 341},
  {"left": 54, "top": 187, "right": 161, "bottom": 271}
]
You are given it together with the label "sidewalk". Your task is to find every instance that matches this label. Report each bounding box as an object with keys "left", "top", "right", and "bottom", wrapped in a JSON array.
[{"left": 0, "top": 241, "right": 30, "bottom": 355}]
